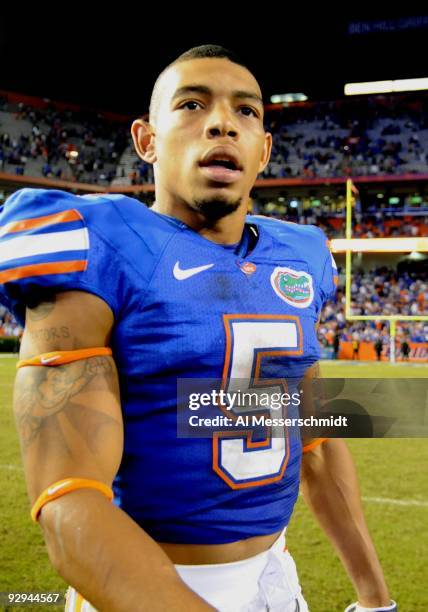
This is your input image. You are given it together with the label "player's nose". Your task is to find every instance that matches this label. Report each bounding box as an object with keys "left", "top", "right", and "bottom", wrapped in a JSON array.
[{"left": 205, "top": 103, "right": 239, "bottom": 140}]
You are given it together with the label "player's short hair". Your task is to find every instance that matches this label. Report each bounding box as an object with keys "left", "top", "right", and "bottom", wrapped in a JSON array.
[
  {"left": 149, "top": 44, "right": 257, "bottom": 123},
  {"left": 174, "top": 44, "right": 245, "bottom": 66}
]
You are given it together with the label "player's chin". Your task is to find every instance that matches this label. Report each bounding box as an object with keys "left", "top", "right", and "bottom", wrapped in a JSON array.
[
  {"left": 193, "top": 174, "right": 246, "bottom": 204},
  {"left": 191, "top": 192, "right": 243, "bottom": 223},
  {"left": 199, "top": 187, "right": 243, "bottom": 209}
]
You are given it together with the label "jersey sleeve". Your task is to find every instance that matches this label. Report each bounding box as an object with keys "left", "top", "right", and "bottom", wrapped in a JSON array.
[{"left": 0, "top": 188, "right": 129, "bottom": 325}]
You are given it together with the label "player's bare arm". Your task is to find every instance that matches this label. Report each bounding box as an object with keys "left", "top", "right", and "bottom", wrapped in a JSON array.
[
  {"left": 300, "top": 365, "right": 391, "bottom": 608},
  {"left": 301, "top": 439, "right": 391, "bottom": 607},
  {"left": 14, "top": 290, "right": 213, "bottom": 612}
]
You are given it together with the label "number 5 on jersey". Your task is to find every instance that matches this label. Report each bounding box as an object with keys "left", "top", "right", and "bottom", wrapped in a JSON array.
[{"left": 213, "top": 314, "right": 303, "bottom": 489}]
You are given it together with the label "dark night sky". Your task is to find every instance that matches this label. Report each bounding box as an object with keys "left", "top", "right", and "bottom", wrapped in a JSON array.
[{"left": 0, "top": 8, "right": 426, "bottom": 115}]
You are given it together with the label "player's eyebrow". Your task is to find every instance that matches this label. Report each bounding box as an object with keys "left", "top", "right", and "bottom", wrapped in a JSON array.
[
  {"left": 172, "top": 85, "right": 212, "bottom": 100},
  {"left": 171, "top": 85, "right": 263, "bottom": 106},
  {"left": 233, "top": 90, "right": 264, "bottom": 106}
]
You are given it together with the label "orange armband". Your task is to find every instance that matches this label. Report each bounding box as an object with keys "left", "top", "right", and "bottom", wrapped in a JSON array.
[
  {"left": 302, "top": 438, "right": 329, "bottom": 453},
  {"left": 17, "top": 347, "right": 112, "bottom": 369},
  {"left": 31, "top": 477, "right": 114, "bottom": 522}
]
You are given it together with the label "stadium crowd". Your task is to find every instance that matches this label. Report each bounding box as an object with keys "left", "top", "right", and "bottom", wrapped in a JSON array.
[
  {"left": 318, "top": 267, "right": 428, "bottom": 349},
  {"left": 0, "top": 98, "right": 129, "bottom": 184},
  {"left": 296, "top": 207, "right": 428, "bottom": 239},
  {"left": 0, "top": 305, "right": 22, "bottom": 339},
  {"left": 0, "top": 93, "right": 427, "bottom": 355},
  {"left": 1, "top": 94, "right": 428, "bottom": 186},
  {"left": 263, "top": 94, "right": 428, "bottom": 179}
]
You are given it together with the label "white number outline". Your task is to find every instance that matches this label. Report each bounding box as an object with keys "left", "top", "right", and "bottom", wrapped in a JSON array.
[{"left": 213, "top": 314, "right": 303, "bottom": 489}]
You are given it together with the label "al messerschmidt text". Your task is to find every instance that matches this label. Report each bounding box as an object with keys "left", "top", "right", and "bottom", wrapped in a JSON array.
[{"left": 188, "top": 415, "right": 348, "bottom": 427}]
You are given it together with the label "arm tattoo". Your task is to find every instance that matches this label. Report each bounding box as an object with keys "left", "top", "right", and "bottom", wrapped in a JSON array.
[
  {"left": 14, "top": 357, "right": 117, "bottom": 452},
  {"left": 28, "top": 326, "right": 70, "bottom": 343}
]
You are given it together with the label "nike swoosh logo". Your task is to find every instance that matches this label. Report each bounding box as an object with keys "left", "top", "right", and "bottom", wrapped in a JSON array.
[
  {"left": 47, "top": 481, "right": 68, "bottom": 496},
  {"left": 173, "top": 262, "right": 214, "bottom": 280},
  {"left": 40, "top": 355, "right": 61, "bottom": 365}
]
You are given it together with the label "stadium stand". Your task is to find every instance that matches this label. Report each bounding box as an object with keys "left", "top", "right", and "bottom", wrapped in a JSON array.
[
  {"left": 318, "top": 267, "right": 427, "bottom": 359},
  {"left": 0, "top": 91, "right": 426, "bottom": 356},
  {"left": 2, "top": 93, "right": 428, "bottom": 186},
  {"left": 263, "top": 94, "right": 428, "bottom": 179},
  {"left": 0, "top": 97, "right": 129, "bottom": 185}
]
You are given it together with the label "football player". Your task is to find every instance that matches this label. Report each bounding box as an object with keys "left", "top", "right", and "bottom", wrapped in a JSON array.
[{"left": 0, "top": 45, "right": 396, "bottom": 611}]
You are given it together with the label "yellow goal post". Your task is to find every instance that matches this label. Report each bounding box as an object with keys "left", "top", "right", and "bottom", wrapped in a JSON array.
[{"left": 328, "top": 179, "right": 428, "bottom": 362}]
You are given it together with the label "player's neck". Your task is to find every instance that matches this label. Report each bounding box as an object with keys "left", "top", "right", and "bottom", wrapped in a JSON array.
[{"left": 152, "top": 198, "right": 248, "bottom": 245}]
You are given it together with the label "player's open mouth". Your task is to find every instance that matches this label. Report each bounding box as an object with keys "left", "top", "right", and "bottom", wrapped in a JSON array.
[{"left": 199, "top": 150, "right": 243, "bottom": 184}]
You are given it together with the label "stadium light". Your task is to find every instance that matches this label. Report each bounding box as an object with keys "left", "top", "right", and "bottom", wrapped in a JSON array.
[
  {"left": 270, "top": 93, "right": 308, "bottom": 104},
  {"left": 344, "top": 77, "right": 428, "bottom": 96}
]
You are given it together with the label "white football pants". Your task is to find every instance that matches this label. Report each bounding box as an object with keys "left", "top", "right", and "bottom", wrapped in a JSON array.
[{"left": 65, "top": 529, "right": 309, "bottom": 611}]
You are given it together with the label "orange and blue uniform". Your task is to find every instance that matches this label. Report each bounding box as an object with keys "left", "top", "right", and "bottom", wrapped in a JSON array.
[{"left": 0, "top": 188, "right": 337, "bottom": 544}]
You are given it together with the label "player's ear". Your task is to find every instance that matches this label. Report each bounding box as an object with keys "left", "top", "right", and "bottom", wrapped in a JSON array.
[
  {"left": 131, "top": 119, "right": 157, "bottom": 164},
  {"left": 258, "top": 131, "right": 272, "bottom": 174}
]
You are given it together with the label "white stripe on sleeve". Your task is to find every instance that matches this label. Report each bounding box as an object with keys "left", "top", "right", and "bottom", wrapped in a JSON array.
[{"left": 0, "top": 229, "right": 89, "bottom": 264}]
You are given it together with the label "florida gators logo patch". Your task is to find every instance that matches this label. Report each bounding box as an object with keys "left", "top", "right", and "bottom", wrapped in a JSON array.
[{"left": 271, "top": 267, "right": 314, "bottom": 308}]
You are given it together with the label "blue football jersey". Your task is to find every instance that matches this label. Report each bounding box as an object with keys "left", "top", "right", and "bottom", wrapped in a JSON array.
[{"left": 0, "top": 189, "right": 337, "bottom": 544}]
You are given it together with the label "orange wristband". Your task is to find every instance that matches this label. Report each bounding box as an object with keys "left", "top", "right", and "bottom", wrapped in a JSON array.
[
  {"left": 31, "top": 477, "right": 114, "bottom": 522},
  {"left": 302, "top": 438, "right": 329, "bottom": 453},
  {"left": 17, "top": 347, "right": 112, "bottom": 369}
]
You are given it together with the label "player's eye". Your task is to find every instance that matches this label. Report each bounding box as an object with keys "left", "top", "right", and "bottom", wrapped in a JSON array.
[
  {"left": 239, "top": 106, "right": 258, "bottom": 117},
  {"left": 180, "top": 101, "right": 202, "bottom": 111}
]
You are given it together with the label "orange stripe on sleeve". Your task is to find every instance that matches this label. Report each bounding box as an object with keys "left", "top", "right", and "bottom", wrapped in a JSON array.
[
  {"left": 0, "top": 209, "right": 82, "bottom": 237},
  {"left": 17, "top": 347, "right": 112, "bottom": 369},
  {"left": 0, "top": 260, "right": 87, "bottom": 283},
  {"left": 302, "top": 438, "right": 329, "bottom": 453}
]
